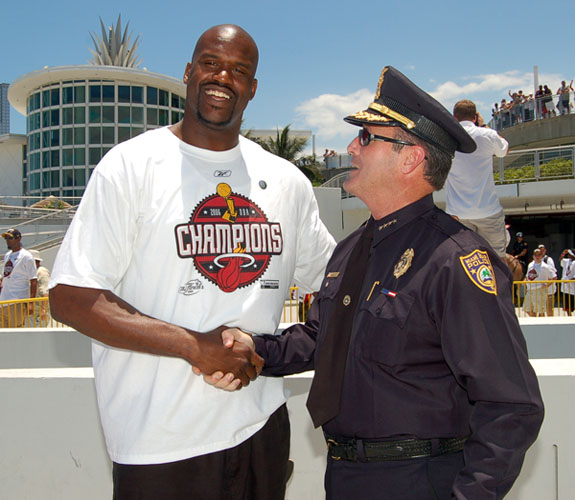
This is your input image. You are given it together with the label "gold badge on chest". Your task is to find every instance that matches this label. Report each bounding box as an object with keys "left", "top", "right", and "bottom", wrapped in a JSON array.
[{"left": 393, "top": 248, "right": 414, "bottom": 279}]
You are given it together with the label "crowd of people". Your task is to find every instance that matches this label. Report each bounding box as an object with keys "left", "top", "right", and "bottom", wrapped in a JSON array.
[
  {"left": 491, "top": 80, "right": 573, "bottom": 130},
  {"left": 510, "top": 232, "right": 575, "bottom": 316}
]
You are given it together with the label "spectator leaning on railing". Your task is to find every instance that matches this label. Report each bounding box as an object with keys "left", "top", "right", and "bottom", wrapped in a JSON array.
[{"left": 557, "top": 80, "right": 573, "bottom": 115}]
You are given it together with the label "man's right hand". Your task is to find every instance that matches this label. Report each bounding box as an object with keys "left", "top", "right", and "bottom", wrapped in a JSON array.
[
  {"left": 191, "top": 327, "right": 263, "bottom": 388},
  {"left": 196, "top": 328, "right": 259, "bottom": 391}
]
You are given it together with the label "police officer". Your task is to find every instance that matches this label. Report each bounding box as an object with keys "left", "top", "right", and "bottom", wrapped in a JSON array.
[{"left": 210, "top": 66, "right": 544, "bottom": 499}]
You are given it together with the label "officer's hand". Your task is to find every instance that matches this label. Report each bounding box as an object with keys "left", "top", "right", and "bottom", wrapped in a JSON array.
[
  {"left": 198, "top": 328, "right": 260, "bottom": 391},
  {"left": 191, "top": 327, "right": 263, "bottom": 388}
]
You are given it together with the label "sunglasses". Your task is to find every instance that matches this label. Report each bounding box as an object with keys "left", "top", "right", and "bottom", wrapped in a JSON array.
[
  {"left": 3, "top": 236, "right": 14, "bottom": 240},
  {"left": 358, "top": 128, "right": 416, "bottom": 148}
]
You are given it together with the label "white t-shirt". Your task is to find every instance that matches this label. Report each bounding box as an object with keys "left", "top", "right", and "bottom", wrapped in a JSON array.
[
  {"left": 542, "top": 255, "right": 556, "bottom": 295},
  {"left": 49, "top": 127, "right": 336, "bottom": 465},
  {"left": 1, "top": 248, "right": 37, "bottom": 301},
  {"left": 445, "top": 121, "right": 509, "bottom": 219},
  {"left": 526, "top": 261, "right": 556, "bottom": 290},
  {"left": 560, "top": 258, "right": 575, "bottom": 295}
]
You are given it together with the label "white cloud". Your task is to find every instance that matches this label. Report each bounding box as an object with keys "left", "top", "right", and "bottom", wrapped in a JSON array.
[
  {"left": 296, "top": 89, "right": 372, "bottom": 137},
  {"left": 295, "top": 70, "right": 568, "bottom": 154}
]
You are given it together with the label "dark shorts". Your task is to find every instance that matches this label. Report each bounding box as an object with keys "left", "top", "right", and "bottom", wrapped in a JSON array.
[
  {"left": 563, "top": 294, "right": 575, "bottom": 313},
  {"left": 113, "top": 404, "right": 290, "bottom": 500},
  {"left": 325, "top": 451, "right": 464, "bottom": 500}
]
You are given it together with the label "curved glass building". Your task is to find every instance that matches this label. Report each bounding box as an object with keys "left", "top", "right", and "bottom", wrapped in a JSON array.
[{"left": 8, "top": 66, "right": 185, "bottom": 200}]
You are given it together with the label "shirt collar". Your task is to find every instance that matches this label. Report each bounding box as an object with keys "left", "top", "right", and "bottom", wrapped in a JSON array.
[{"left": 371, "top": 194, "right": 435, "bottom": 247}]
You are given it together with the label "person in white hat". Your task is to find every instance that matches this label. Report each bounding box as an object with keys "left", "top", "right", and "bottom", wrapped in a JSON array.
[{"left": 30, "top": 250, "right": 51, "bottom": 324}]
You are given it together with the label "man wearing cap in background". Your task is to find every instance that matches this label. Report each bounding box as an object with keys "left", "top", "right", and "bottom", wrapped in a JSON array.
[
  {"left": 30, "top": 250, "right": 51, "bottom": 325},
  {"left": 444, "top": 100, "right": 509, "bottom": 257},
  {"left": 1, "top": 229, "right": 37, "bottom": 327},
  {"left": 538, "top": 244, "right": 557, "bottom": 316},
  {"left": 214, "top": 66, "right": 544, "bottom": 499},
  {"left": 512, "top": 231, "right": 528, "bottom": 275}
]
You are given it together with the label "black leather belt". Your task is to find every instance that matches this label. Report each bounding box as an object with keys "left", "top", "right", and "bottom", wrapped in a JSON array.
[{"left": 324, "top": 433, "right": 467, "bottom": 462}]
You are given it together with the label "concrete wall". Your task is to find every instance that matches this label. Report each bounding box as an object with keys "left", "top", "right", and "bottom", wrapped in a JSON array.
[
  {"left": 500, "top": 114, "right": 575, "bottom": 150},
  {"left": 0, "top": 321, "right": 574, "bottom": 499},
  {"left": 0, "top": 135, "right": 25, "bottom": 197}
]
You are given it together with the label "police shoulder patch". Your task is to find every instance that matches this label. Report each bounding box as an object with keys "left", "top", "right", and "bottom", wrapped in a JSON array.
[{"left": 459, "top": 250, "right": 497, "bottom": 295}]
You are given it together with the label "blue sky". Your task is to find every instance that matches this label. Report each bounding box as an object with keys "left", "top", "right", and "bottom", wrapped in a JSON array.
[{"left": 2, "top": 0, "right": 571, "bottom": 155}]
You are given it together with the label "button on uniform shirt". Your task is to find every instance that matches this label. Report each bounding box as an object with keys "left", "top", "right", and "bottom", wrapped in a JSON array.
[{"left": 255, "top": 195, "right": 544, "bottom": 499}]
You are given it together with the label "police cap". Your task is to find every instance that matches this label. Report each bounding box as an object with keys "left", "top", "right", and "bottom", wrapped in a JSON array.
[{"left": 344, "top": 66, "right": 476, "bottom": 157}]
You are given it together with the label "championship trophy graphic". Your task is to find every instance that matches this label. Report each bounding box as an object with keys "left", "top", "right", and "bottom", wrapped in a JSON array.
[{"left": 175, "top": 183, "right": 283, "bottom": 292}]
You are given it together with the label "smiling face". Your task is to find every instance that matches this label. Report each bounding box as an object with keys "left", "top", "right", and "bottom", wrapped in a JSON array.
[{"left": 182, "top": 25, "right": 258, "bottom": 143}]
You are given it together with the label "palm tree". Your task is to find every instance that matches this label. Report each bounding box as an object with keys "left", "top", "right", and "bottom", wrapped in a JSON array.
[
  {"left": 259, "top": 125, "right": 308, "bottom": 163},
  {"left": 89, "top": 15, "right": 142, "bottom": 68}
]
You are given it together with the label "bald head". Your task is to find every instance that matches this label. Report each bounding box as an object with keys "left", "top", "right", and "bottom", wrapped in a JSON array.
[{"left": 192, "top": 25, "right": 259, "bottom": 73}]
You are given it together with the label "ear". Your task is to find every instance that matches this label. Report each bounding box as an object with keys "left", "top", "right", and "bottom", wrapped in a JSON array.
[
  {"left": 249, "top": 78, "right": 258, "bottom": 101},
  {"left": 183, "top": 63, "right": 192, "bottom": 84},
  {"left": 400, "top": 144, "right": 427, "bottom": 175}
]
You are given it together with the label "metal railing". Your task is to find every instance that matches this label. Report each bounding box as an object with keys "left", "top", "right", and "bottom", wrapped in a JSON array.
[
  {"left": 322, "top": 144, "right": 575, "bottom": 199},
  {"left": 0, "top": 297, "right": 65, "bottom": 328},
  {"left": 281, "top": 286, "right": 311, "bottom": 323},
  {"left": 494, "top": 143, "right": 575, "bottom": 184},
  {"left": 3, "top": 282, "right": 570, "bottom": 329},
  {"left": 512, "top": 279, "right": 575, "bottom": 317},
  {"left": 1, "top": 289, "right": 312, "bottom": 329},
  {"left": 489, "top": 90, "right": 573, "bottom": 132}
]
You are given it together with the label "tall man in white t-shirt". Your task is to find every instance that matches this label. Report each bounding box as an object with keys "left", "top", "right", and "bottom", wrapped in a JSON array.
[
  {"left": 445, "top": 100, "right": 509, "bottom": 256},
  {"left": 1, "top": 228, "right": 37, "bottom": 327},
  {"left": 49, "top": 25, "right": 335, "bottom": 500}
]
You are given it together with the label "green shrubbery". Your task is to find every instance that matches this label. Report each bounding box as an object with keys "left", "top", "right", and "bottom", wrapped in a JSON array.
[{"left": 494, "top": 158, "right": 573, "bottom": 184}]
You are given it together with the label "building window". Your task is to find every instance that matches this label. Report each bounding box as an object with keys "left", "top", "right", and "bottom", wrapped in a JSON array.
[
  {"left": 132, "top": 86, "right": 143, "bottom": 103},
  {"left": 62, "top": 108, "right": 73, "bottom": 125},
  {"left": 102, "top": 85, "right": 115, "bottom": 102},
  {"left": 90, "top": 85, "right": 102, "bottom": 102},
  {"left": 74, "top": 107, "right": 86, "bottom": 124},
  {"left": 118, "top": 85, "right": 130, "bottom": 103},
  {"left": 62, "top": 149, "right": 73, "bottom": 167},
  {"left": 74, "top": 127, "right": 85, "bottom": 145},
  {"left": 147, "top": 87, "right": 158, "bottom": 105},
  {"left": 74, "top": 86, "right": 86, "bottom": 103},
  {"left": 74, "top": 148, "right": 86, "bottom": 166},
  {"left": 118, "top": 127, "right": 131, "bottom": 144}
]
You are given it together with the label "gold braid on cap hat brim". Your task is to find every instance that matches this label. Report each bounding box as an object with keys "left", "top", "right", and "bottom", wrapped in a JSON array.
[
  {"left": 368, "top": 103, "right": 416, "bottom": 129},
  {"left": 347, "top": 103, "right": 416, "bottom": 129}
]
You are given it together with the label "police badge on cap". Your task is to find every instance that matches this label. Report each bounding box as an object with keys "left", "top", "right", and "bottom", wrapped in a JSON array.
[{"left": 344, "top": 66, "right": 476, "bottom": 157}]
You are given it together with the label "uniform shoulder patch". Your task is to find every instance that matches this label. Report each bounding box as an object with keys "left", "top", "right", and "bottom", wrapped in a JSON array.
[{"left": 459, "top": 250, "right": 497, "bottom": 295}]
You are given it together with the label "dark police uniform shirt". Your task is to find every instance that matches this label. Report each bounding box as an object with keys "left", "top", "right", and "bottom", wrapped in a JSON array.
[
  {"left": 255, "top": 194, "right": 544, "bottom": 499},
  {"left": 512, "top": 239, "right": 529, "bottom": 269}
]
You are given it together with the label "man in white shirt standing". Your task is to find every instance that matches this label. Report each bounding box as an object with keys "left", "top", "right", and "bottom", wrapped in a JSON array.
[
  {"left": 524, "top": 248, "right": 556, "bottom": 317},
  {"left": 538, "top": 244, "right": 557, "bottom": 316},
  {"left": 49, "top": 24, "right": 335, "bottom": 500},
  {"left": 0, "top": 228, "right": 37, "bottom": 327},
  {"left": 445, "top": 100, "right": 509, "bottom": 256}
]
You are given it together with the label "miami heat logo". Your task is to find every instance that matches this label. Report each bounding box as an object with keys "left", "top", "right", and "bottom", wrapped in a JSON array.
[{"left": 175, "top": 183, "right": 283, "bottom": 293}]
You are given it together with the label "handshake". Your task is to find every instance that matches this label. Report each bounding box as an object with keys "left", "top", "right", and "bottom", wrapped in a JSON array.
[{"left": 191, "top": 327, "right": 262, "bottom": 391}]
